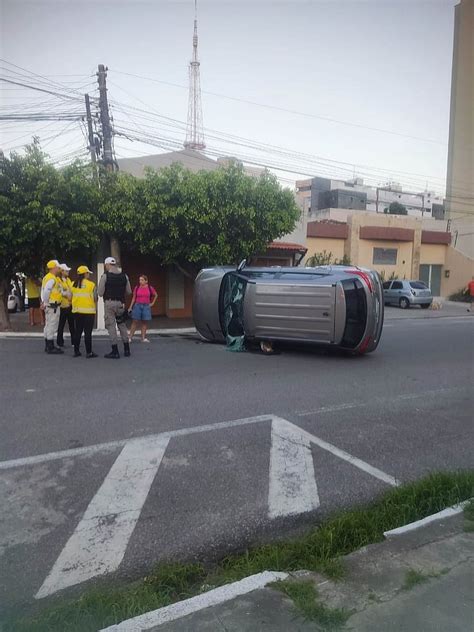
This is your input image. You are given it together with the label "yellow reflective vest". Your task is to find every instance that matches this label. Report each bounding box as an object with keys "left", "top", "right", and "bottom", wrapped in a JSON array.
[
  {"left": 59, "top": 277, "right": 73, "bottom": 308},
  {"left": 41, "top": 272, "right": 63, "bottom": 305},
  {"left": 72, "top": 279, "right": 96, "bottom": 314}
]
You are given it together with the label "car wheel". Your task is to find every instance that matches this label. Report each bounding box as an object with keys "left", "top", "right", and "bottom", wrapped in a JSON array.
[
  {"left": 421, "top": 303, "right": 431, "bottom": 309},
  {"left": 260, "top": 340, "right": 274, "bottom": 355},
  {"left": 399, "top": 297, "right": 410, "bottom": 309}
]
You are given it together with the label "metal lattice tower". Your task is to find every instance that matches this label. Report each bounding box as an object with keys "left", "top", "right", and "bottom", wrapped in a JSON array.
[{"left": 184, "top": 0, "right": 206, "bottom": 150}]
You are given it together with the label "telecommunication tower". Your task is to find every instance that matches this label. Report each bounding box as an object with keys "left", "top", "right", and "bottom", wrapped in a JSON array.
[{"left": 184, "top": 0, "right": 206, "bottom": 150}]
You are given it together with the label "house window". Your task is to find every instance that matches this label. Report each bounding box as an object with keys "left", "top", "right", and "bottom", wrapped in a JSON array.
[{"left": 373, "top": 247, "right": 397, "bottom": 265}]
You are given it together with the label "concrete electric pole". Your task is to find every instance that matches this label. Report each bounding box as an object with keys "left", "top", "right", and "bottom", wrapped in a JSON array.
[{"left": 97, "top": 64, "right": 115, "bottom": 172}]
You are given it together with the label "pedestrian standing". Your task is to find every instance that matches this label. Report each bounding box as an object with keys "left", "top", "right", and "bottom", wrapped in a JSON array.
[
  {"left": 56, "top": 263, "right": 76, "bottom": 348},
  {"left": 25, "top": 276, "right": 43, "bottom": 326},
  {"left": 98, "top": 257, "right": 132, "bottom": 359},
  {"left": 468, "top": 277, "right": 474, "bottom": 312},
  {"left": 128, "top": 275, "right": 157, "bottom": 343},
  {"left": 41, "top": 260, "right": 64, "bottom": 354},
  {"left": 72, "top": 265, "right": 98, "bottom": 358}
]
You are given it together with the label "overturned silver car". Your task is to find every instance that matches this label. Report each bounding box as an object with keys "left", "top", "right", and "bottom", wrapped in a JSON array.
[{"left": 193, "top": 262, "right": 384, "bottom": 354}]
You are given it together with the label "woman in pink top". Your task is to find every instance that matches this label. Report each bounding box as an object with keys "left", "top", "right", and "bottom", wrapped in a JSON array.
[{"left": 128, "top": 275, "right": 157, "bottom": 342}]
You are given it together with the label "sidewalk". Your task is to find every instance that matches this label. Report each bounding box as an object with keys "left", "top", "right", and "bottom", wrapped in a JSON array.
[
  {"left": 112, "top": 511, "right": 473, "bottom": 631},
  {"left": 385, "top": 300, "right": 473, "bottom": 320}
]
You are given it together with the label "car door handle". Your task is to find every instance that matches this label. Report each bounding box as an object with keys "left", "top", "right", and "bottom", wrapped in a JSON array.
[{"left": 323, "top": 311, "right": 329, "bottom": 316}]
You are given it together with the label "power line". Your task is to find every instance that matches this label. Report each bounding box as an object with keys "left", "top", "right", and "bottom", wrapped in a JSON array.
[{"left": 110, "top": 68, "right": 447, "bottom": 146}]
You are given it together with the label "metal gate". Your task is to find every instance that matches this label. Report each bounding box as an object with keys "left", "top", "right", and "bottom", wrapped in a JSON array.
[{"left": 419, "top": 264, "right": 442, "bottom": 296}]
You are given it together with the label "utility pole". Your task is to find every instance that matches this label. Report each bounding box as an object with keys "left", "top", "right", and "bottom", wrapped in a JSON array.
[
  {"left": 97, "top": 64, "right": 120, "bottom": 262},
  {"left": 376, "top": 187, "right": 379, "bottom": 213},
  {"left": 84, "top": 93, "right": 98, "bottom": 181},
  {"left": 97, "top": 64, "right": 115, "bottom": 172}
]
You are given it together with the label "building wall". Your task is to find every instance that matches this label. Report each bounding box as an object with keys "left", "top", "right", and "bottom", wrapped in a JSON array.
[
  {"left": 305, "top": 236, "right": 346, "bottom": 263},
  {"left": 440, "top": 246, "right": 474, "bottom": 297},
  {"left": 420, "top": 244, "right": 447, "bottom": 265},
  {"left": 357, "top": 239, "right": 414, "bottom": 280},
  {"left": 446, "top": 0, "right": 474, "bottom": 258}
]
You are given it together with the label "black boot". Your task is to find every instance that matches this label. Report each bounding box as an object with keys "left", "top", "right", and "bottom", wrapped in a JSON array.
[
  {"left": 46, "top": 340, "right": 64, "bottom": 355},
  {"left": 123, "top": 342, "right": 131, "bottom": 357},
  {"left": 73, "top": 347, "right": 82, "bottom": 357},
  {"left": 44, "top": 339, "right": 48, "bottom": 353},
  {"left": 86, "top": 351, "right": 98, "bottom": 358},
  {"left": 104, "top": 344, "right": 120, "bottom": 359}
]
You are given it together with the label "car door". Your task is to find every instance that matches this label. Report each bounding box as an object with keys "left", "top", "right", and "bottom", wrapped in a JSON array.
[
  {"left": 390, "top": 281, "right": 404, "bottom": 304},
  {"left": 382, "top": 281, "right": 392, "bottom": 304}
]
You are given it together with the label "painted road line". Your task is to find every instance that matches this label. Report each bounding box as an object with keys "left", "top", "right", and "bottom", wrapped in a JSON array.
[
  {"left": 35, "top": 435, "right": 170, "bottom": 599},
  {"left": 383, "top": 500, "right": 471, "bottom": 537},
  {"left": 100, "top": 571, "right": 288, "bottom": 631},
  {"left": 0, "top": 415, "right": 272, "bottom": 471},
  {"left": 295, "top": 386, "right": 465, "bottom": 418},
  {"left": 268, "top": 417, "right": 319, "bottom": 518},
  {"left": 273, "top": 417, "right": 399, "bottom": 487}
]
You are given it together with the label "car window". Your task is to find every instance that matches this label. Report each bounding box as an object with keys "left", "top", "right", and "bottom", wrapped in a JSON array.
[
  {"left": 409, "top": 281, "right": 428, "bottom": 289},
  {"left": 391, "top": 281, "right": 403, "bottom": 290},
  {"left": 382, "top": 282, "right": 391, "bottom": 289}
]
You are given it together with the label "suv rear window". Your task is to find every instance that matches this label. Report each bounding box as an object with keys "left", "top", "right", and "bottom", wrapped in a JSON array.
[
  {"left": 409, "top": 281, "right": 428, "bottom": 289},
  {"left": 341, "top": 279, "right": 367, "bottom": 349}
]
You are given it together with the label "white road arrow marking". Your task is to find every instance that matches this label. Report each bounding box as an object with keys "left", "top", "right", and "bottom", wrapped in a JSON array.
[
  {"left": 268, "top": 417, "right": 320, "bottom": 518},
  {"left": 35, "top": 435, "right": 169, "bottom": 599}
]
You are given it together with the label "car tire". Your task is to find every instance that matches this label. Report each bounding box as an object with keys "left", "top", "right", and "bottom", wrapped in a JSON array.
[
  {"left": 399, "top": 297, "right": 410, "bottom": 309},
  {"left": 421, "top": 303, "right": 431, "bottom": 309}
]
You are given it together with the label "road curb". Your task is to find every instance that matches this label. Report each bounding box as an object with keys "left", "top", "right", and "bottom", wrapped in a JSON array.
[
  {"left": 99, "top": 571, "right": 288, "bottom": 631},
  {"left": 383, "top": 499, "right": 471, "bottom": 537}
]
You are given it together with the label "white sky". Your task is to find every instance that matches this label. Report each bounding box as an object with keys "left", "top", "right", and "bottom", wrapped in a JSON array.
[{"left": 0, "top": 0, "right": 458, "bottom": 194}]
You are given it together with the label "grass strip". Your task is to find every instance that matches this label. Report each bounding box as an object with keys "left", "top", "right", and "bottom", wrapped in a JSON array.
[
  {"left": 270, "top": 578, "right": 350, "bottom": 628},
  {"left": 4, "top": 470, "right": 473, "bottom": 632}
]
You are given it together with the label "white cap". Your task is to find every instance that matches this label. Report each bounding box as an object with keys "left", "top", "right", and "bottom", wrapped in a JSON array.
[
  {"left": 60, "top": 263, "right": 71, "bottom": 271},
  {"left": 104, "top": 257, "right": 116, "bottom": 265}
]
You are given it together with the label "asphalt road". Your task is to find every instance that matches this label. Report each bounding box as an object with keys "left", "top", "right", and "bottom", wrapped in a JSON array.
[{"left": 1, "top": 312, "right": 473, "bottom": 615}]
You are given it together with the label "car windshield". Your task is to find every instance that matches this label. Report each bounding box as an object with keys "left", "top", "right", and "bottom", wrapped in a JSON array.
[{"left": 410, "top": 282, "right": 428, "bottom": 289}]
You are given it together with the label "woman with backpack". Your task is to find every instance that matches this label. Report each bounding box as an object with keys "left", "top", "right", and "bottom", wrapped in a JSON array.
[{"left": 128, "top": 275, "right": 157, "bottom": 343}]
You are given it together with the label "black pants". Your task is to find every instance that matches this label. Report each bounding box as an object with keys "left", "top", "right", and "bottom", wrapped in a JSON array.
[
  {"left": 74, "top": 314, "right": 94, "bottom": 354},
  {"left": 57, "top": 307, "right": 76, "bottom": 346}
]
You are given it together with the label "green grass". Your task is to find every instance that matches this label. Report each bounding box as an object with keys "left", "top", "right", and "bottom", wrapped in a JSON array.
[
  {"left": 401, "top": 567, "right": 449, "bottom": 591},
  {"left": 271, "top": 579, "right": 350, "bottom": 629},
  {"left": 463, "top": 499, "right": 474, "bottom": 532},
  {"left": 4, "top": 470, "right": 473, "bottom": 632},
  {"left": 402, "top": 569, "right": 432, "bottom": 591}
]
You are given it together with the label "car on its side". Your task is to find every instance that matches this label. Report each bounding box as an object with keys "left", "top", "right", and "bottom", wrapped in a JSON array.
[
  {"left": 193, "top": 262, "right": 384, "bottom": 355},
  {"left": 382, "top": 279, "right": 432, "bottom": 309}
]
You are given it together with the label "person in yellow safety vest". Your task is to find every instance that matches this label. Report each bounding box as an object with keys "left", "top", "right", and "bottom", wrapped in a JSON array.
[
  {"left": 56, "top": 263, "right": 76, "bottom": 348},
  {"left": 41, "top": 259, "right": 65, "bottom": 354},
  {"left": 72, "top": 265, "right": 98, "bottom": 358},
  {"left": 25, "top": 276, "right": 43, "bottom": 326}
]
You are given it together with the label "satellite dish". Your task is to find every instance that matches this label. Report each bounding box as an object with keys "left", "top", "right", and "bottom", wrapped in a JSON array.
[{"left": 237, "top": 259, "right": 247, "bottom": 272}]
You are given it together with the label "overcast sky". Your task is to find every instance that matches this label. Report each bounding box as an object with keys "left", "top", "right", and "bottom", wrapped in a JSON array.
[{"left": 1, "top": 0, "right": 458, "bottom": 193}]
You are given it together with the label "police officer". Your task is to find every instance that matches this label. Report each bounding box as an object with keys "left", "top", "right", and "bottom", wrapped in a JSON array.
[
  {"left": 98, "top": 257, "right": 132, "bottom": 359},
  {"left": 56, "top": 263, "right": 75, "bottom": 348},
  {"left": 41, "top": 259, "right": 64, "bottom": 354}
]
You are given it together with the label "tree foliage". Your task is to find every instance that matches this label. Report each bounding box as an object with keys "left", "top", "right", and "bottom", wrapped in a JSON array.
[
  {"left": 0, "top": 142, "right": 103, "bottom": 329},
  {"left": 384, "top": 201, "right": 408, "bottom": 215},
  {"left": 107, "top": 163, "right": 299, "bottom": 275}
]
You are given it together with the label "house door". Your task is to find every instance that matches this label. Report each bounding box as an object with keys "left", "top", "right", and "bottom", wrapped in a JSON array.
[{"left": 419, "top": 264, "right": 442, "bottom": 296}]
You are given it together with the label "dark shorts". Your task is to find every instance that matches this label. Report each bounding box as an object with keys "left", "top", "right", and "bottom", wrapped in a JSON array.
[
  {"left": 131, "top": 303, "right": 152, "bottom": 321},
  {"left": 29, "top": 298, "right": 40, "bottom": 308}
]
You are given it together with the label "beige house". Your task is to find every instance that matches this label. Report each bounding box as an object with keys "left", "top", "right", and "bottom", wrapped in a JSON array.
[{"left": 306, "top": 212, "right": 473, "bottom": 297}]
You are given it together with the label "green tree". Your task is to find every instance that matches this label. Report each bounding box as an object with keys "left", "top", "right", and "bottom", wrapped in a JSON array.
[
  {"left": 384, "top": 201, "right": 408, "bottom": 215},
  {"left": 111, "top": 163, "right": 300, "bottom": 277},
  {"left": 0, "top": 142, "right": 103, "bottom": 330}
]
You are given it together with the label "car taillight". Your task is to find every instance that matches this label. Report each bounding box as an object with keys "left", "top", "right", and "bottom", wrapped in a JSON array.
[
  {"left": 358, "top": 336, "right": 372, "bottom": 354},
  {"left": 345, "top": 269, "right": 374, "bottom": 293}
]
